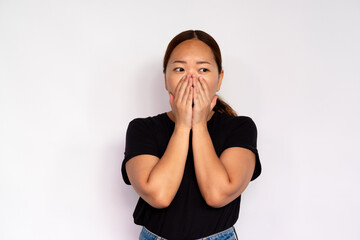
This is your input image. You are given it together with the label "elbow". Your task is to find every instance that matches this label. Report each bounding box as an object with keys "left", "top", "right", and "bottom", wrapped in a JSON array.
[
  {"left": 204, "top": 188, "right": 248, "bottom": 208},
  {"left": 150, "top": 198, "right": 172, "bottom": 209},
  {"left": 135, "top": 182, "right": 175, "bottom": 209},
  {"left": 205, "top": 198, "right": 225, "bottom": 208},
  {"left": 203, "top": 192, "right": 227, "bottom": 208},
  {"left": 203, "top": 186, "right": 243, "bottom": 208},
  {"left": 147, "top": 191, "right": 173, "bottom": 209}
]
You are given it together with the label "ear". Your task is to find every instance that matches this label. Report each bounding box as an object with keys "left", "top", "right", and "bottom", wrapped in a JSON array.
[{"left": 216, "top": 70, "right": 224, "bottom": 91}]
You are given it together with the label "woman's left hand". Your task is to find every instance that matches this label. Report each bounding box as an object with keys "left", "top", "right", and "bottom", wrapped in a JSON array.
[{"left": 192, "top": 75, "right": 217, "bottom": 128}]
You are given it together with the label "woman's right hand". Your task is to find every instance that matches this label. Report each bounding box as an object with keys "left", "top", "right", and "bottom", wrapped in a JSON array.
[{"left": 169, "top": 75, "right": 193, "bottom": 130}]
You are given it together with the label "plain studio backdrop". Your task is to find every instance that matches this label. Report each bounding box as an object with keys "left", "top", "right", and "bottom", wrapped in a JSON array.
[{"left": 1, "top": 0, "right": 359, "bottom": 239}]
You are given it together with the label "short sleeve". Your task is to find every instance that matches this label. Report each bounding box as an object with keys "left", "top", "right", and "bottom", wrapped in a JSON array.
[
  {"left": 223, "top": 117, "right": 262, "bottom": 181},
  {"left": 121, "top": 118, "right": 160, "bottom": 185}
]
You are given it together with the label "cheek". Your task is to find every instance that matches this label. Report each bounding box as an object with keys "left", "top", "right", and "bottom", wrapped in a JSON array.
[
  {"left": 166, "top": 74, "right": 184, "bottom": 94},
  {"left": 203, "top": 76, "right": 218, "bottom": 95}
]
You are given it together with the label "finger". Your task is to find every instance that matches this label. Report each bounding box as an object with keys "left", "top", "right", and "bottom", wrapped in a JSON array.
[
  {"left": 174, "top": 75, "right": 187, "bottom": 99},
  {"left": 193, "top": 84, "right": 200, "bottom": 106},
  {"left": 194, "top": 77, "right": 205, "bottom": 104},
  {"left": 198, "top": 77, "right": 210, "bottom": 99},
  {"left": 177, "top": 75, "right": 190, "bottom": 102},
  {"left": 172, "top": 78, "right": 182, "bottom": 100},
  {"left": 181, "top": 76, "right": 192, "bottom": 103},
  {"left": 198, "top": 78, "right": 210, "bottom": 102},
  {"left": 186, "top": 86, "right": 193, "bottom": 107}
]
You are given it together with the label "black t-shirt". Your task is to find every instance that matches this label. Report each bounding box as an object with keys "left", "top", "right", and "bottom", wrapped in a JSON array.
[{"left": 121, "top": 110, "right": 261, "bottom": 240}]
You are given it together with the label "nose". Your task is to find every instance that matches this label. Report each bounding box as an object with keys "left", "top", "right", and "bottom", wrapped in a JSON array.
[{"left": 187, "top": 68, "right": 198, "bottom": 79}]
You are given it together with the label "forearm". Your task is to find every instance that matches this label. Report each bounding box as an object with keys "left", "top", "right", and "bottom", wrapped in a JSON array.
[
  {"left": 192, "top": 124, "right": 233, "bottom": 206},
  {"left": 146, "top": 126, "right": 190, "bottom": 205}
]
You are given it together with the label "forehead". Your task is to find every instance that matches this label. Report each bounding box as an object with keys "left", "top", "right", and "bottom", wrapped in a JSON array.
[{"left": 169, "top": 39, "right": 215, "bottom": 61}]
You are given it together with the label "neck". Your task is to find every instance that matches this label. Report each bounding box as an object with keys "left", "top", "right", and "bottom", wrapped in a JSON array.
[{"left": 166, "top": 110, "right": 215, "bottom": 123}]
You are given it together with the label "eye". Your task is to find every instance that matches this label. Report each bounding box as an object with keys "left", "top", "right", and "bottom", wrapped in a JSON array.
[
  {"left": 174, "top": 67, "right": 184, "bottom": 72},
  {"left": 200, "top": 68, "right": 209, "bottom": 73}
]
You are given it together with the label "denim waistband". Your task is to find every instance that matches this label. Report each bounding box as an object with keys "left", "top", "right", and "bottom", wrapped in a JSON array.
[{"left": 139, "top": 226, "right": 237, "bottom": 240}]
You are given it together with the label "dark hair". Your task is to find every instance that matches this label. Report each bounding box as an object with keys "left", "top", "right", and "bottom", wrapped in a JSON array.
[{"left": 163, "top": 30, "right": 237, "bottom": 116}]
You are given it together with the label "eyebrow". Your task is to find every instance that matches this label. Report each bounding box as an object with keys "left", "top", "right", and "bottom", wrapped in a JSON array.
[{"left": 172, "top": 60, "right": 211, "bottom": 65}]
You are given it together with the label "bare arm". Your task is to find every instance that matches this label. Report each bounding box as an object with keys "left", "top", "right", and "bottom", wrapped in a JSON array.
[
  {"left": 126, "top": 75, "right": 193, "bottom": 209},
  {"left": 192, "top": 124, "right": 255, "bottom": 208},
  {"left": 126, "top": 127, "right": 190, "bottom": 209},
  {"left": 191, "top": 76, "right": 255, "bottom": 208}
]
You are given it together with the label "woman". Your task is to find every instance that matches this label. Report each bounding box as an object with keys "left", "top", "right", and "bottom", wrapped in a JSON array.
[{"left": 121, "top": 30, "right": 262, "bottom": 240}]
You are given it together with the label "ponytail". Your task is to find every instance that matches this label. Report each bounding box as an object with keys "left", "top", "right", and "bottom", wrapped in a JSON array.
[{"left": 214, "top": 95, "right": 237, "bottom": 116}]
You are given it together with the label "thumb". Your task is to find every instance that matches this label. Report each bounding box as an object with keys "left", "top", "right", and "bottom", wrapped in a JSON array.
[{"left": 210, "top": 95, "right": 218, "bottom": 110}]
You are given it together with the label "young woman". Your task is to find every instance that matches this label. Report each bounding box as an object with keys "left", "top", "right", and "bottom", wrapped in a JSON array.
[{"left": 121, "top": 30, "right": 262, "bottom": 240}]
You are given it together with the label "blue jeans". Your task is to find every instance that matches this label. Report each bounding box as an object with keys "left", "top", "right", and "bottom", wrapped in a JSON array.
[{"left": 139, "top": 226, "right": 238, "bottom": 240}]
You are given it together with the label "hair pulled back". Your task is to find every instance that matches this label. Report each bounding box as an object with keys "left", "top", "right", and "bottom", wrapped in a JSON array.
[{"left": 163, "top": 30, "right": 237, "bottom": 116}]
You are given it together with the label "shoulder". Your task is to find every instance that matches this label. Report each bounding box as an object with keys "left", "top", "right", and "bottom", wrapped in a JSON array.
[
  {"left": 216, "top": 112, "right": 257, "bottom": 131},
  {"left": 127, "top": 113, "right": 167, "bottom": 131}
]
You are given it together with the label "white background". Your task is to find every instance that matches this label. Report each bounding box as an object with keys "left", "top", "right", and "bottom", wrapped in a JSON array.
[{"left": 1, "top": 0, "right": 359, "bottom": 239}]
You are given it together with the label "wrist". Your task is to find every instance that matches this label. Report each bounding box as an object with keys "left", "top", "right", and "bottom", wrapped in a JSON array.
[
  {"left": 174, "top": 124, "right": 191, "bottom": 133},
  {"left": 192, "top": 123, "right": 208, "bottom": 132}
]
